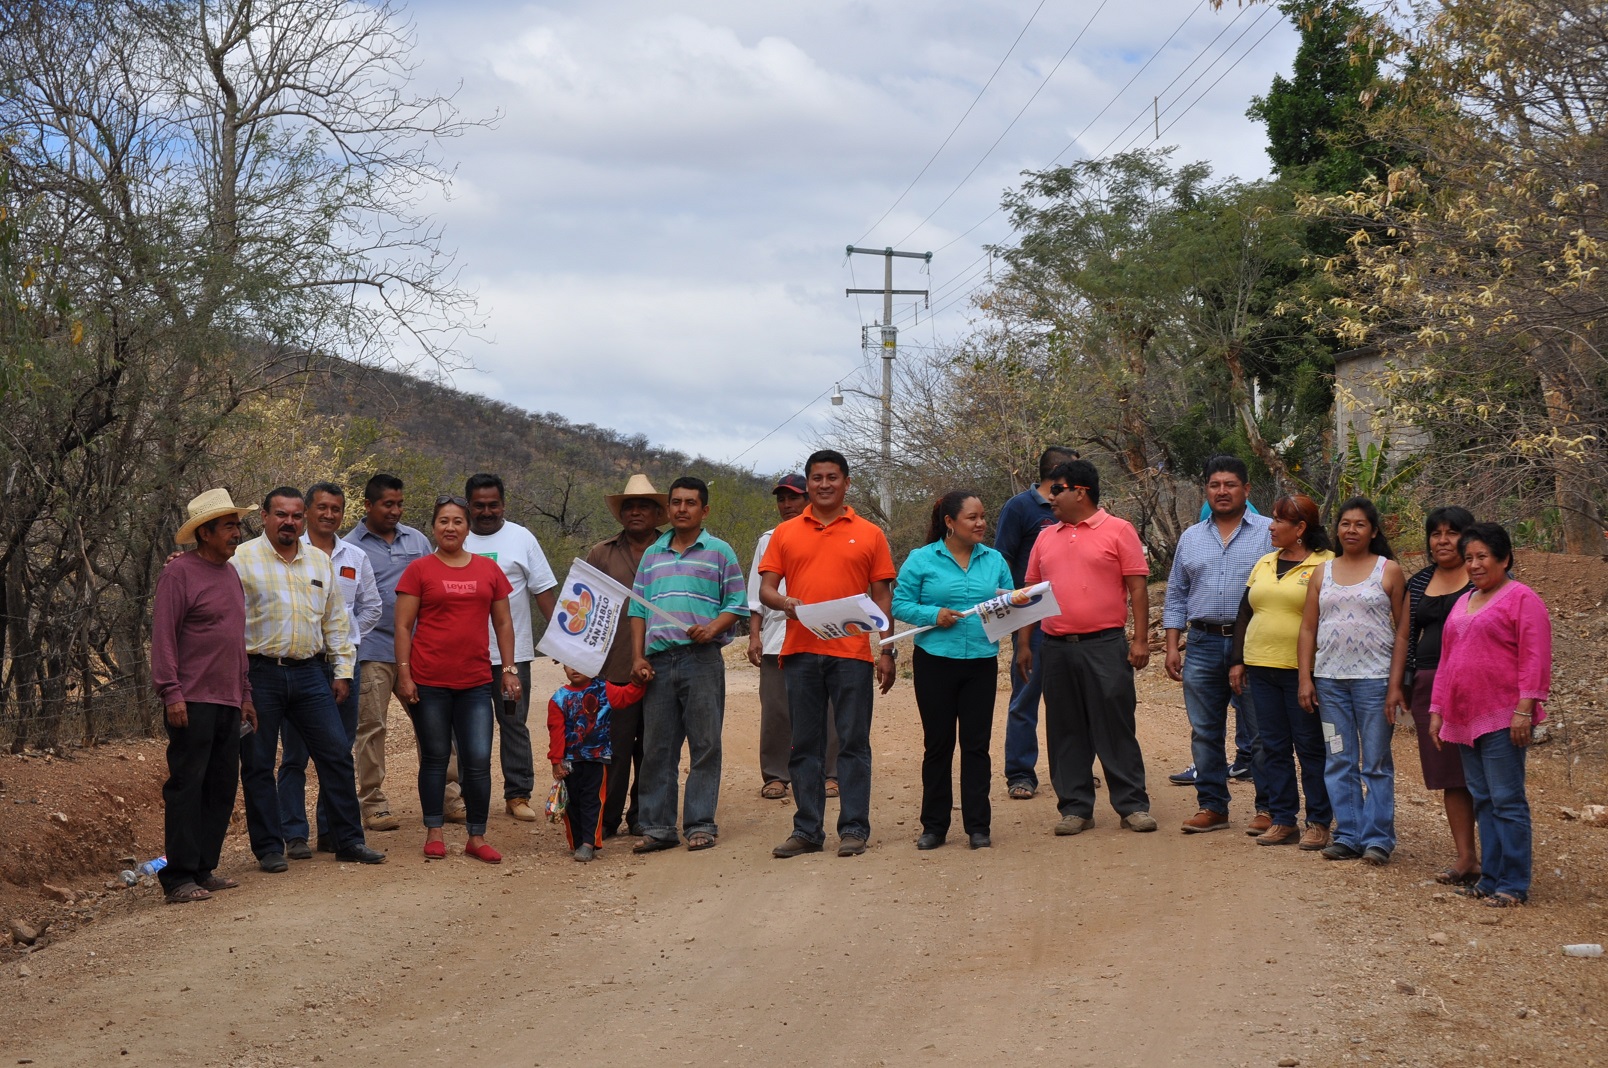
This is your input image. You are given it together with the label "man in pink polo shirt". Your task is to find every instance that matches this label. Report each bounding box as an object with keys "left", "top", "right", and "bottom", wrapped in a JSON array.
[{"left": 1016, "top": 459, "right": 1158, "bottom": 836}]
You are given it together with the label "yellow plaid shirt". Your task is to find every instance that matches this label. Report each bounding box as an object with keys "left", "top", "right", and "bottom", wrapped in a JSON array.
[{"left": 230, "top": 535, "right": 356, "bottom": 678}]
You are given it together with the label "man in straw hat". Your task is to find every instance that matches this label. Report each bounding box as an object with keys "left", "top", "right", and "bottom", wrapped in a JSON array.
[
  {"left": 234, "top": 486, "right": 386, "bottom": 870},
  {"left": 150, "top": 489, "right": 256, "bottom": 903},
  {"left": 584, "top": 473, "right": 667, "bottom": 838}
]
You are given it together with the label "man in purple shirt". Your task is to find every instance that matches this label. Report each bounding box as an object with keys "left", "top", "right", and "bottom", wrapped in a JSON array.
[{"left": 150, "top": 489, "right": 257, "bottom": 903}]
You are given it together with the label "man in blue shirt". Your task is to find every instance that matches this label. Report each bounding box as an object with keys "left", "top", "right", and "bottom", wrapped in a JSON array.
[
  {"left": 1162, "top": 456, "right": 1273, "bottom": 834},
  {"left": 992, "top": 446, "right": 1077, "bottom": 799}
]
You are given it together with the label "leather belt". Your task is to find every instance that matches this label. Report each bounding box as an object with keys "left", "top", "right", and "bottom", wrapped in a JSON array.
[
  {"left": 1043, "top": 627, "right": 1124, "bottom": 643},
  {"left": 249, "top": 653, "right": 325, "bottom": 667},
  {"left": 1188, "top": 621, "right": 1236, "bottom": 637}
]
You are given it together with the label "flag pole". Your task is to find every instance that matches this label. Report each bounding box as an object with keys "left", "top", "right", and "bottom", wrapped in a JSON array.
[
  {"left": 882, "top": 605, "right": 982, "bottom": 645},
  {"left": 569, "top": 557, "right": 685, "bottom": 629}
]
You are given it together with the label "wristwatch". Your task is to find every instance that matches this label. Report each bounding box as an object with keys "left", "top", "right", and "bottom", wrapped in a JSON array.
[
  {"left": 880, "top": 646, "right": 897, "bottom": 659},
  {"left": 502, "top": 666, "right": 518, "bottom": 676}
]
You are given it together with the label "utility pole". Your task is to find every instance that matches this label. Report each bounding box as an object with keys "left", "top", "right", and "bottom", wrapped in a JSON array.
[{"left": 844, "top": 244, "right": 931, "bottom": 521}]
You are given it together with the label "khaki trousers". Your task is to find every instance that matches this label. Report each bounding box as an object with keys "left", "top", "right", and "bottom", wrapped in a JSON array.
[{"left": 356, "top": 660, "right": 460, "bottom": 818}]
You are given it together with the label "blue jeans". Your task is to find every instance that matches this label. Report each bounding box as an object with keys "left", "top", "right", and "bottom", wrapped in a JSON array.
[
  {"left": 409, "top": 683, "right": 494, "bottom": 836},
  {"left": 277, "top": 661, "right": 361, "bottom": 842},
  {"left": 1460, "top": 729, "right": 1531, "bottom": 901},
  {"left": 784, "top": 652, "right": 875, "bottom": 844},
  {"left": 1004, "top": 628, "right": 1044, "bottom": 788},
  {"left": 1247, "top": 667, "right": 1331, "bottom": 827},
  {"left": 639, "top": 644, "right": 725, "bottom": 843},
  {"left": 240, "top": 658, "right": 366, "bottom": 857},
  {"left": 1314, "top": 676, "right": 1394, "bottom": 852},
  {"left": 1182, "top": 632, "right": 1262, "bottom": 815}
]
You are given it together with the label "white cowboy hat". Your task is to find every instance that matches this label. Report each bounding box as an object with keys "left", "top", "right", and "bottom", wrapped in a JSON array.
[
  {"left": 604, "top": 474, "right": 668, "bottom": 525},
  {"left": 175, "top": 488, "right": 252, "bottom": 545}
]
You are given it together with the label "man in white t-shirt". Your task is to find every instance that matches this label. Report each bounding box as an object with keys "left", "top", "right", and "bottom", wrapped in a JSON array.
[
  {"left": 464, "top": 473, "right": 558, "bottom": 822},
  {"left": 746, "top": 474, "right": 838, "bottom": 800}
]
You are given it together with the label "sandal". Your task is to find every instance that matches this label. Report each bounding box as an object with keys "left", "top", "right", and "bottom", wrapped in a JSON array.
[
  {"left": 686, "top": 832, "right": 717, "bottom": 851},
  {"left": 1485, "top": 892, "right": 1525, "bottom": 908},
  {"left": 197, "top": 875, "right": 239, "bottom": 891},
  {"left": 1455, "top": 885, "right": 1491, "bottom": 900},
  {"left": 825, "top": 779, "right": 840, "bottom": 798},
  {"left": 760, "top": 781, "right": 788, "bottom": 800},
  {"left": 632, "top": 836, "right": 678, "bottom": 854},
  {"left": 1433, "top": 867, "right": 1481, "bottom": 887},
  {"left": 164, "top": 882, "right": 212, "bottom": 904},
  {"left": 1008, "top": 782, "right": 1035, "bottom": 800}
]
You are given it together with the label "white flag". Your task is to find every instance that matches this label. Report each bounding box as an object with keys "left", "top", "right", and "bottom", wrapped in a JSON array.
[
  {"left": 793, "top": 594, "right": 890, "bottom": 641},
  {"left": 536, "top": 558, "right": 633, "bottom": 676},
  {"left": 974, "top": 582, "right": 1061, "bottom": 643}
]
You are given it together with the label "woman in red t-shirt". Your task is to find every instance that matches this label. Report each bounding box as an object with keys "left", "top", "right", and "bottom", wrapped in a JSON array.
[{"left": 394, "top": 496, "right": 517, "bottom": 863}]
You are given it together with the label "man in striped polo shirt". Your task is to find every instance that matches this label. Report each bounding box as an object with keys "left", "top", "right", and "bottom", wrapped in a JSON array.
[{"left": 627, "top": 476, "right": 749, "bottom": 854}]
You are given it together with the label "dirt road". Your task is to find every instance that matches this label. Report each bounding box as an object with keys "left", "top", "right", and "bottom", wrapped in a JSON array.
[{"left": 3, "top": 653, "right": 1603, "bottom": 1067}]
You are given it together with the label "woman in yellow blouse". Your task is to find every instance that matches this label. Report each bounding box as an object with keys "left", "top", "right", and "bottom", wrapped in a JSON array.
[{"left": 1230, "top": 494, "right": 1334, "bottom": 850}]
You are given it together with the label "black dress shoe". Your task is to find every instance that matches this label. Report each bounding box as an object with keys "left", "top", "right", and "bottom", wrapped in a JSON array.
[
  {"left": 258, "top": 853, "right": 288, "bottom": 873},
  {"left": 915, "top": 832, "right": 945, "bottom": 850},
  {"left": 335, "top": 844, "right": 387, "bottom": 864},
  {"left": 968, "top": 832, "right": 992, "bottom": 849},
  {"left": 285, "top": 837, "right": 314, "bottom": 861}
]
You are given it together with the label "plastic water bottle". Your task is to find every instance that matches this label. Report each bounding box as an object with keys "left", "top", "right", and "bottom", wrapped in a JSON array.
[
  {"left": 135, "top": 855, "right": 167, "bottom": 878},
  {"left": 1562, "top": 944, "right": 1604, "bottom": 958}
]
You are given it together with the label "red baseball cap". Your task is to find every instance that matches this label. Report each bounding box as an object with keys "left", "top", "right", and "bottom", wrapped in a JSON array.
[{"left": 772, "top": 473, "right": 807, "bottom": 496}]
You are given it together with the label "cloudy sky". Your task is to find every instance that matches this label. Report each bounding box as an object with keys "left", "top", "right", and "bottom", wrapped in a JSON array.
[{"left": 404, "top": 0, "right": 1299, "bottom": 475}]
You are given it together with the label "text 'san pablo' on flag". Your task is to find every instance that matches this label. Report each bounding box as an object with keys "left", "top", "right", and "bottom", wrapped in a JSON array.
[
  {"left": 793, "top": 594, "right": 889, "bottom": 642},
  {"left": 536, "top": 558, "right": 633, "bottom": 677},
  {"left": 975, "top": 582, "right": 1060, "bottom": 643}
]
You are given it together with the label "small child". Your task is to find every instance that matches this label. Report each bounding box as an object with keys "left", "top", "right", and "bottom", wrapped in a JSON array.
[{"left": 546, "top": 662, "right": 644, "bottom": 862}]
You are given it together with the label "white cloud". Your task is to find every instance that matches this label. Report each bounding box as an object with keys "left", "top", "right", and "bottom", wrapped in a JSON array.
[{"left": 401, "top": 0, "right": 1300, "bottom": 473}]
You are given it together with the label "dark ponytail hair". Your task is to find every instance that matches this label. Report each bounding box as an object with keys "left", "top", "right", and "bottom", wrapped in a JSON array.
[
  {"left": 1335, "top": 496, "right": 1395, "bottom": 560},
  {"left": 927, "top": 490, "right": 982, "bottom": 544}
]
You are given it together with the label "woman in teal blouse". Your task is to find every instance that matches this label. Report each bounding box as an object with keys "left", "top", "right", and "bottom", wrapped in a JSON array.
[{"left": 893, "top": 490, "right": 1014, "bottom": 850}]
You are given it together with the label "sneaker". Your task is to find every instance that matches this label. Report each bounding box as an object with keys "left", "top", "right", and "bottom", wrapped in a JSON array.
[
  {"left": 837, "top": 836, "right": 867, "bottom": 857},
  {"left": 1321, "top": 841, "right": 1363, "bottom": 861},
  {"left": 1244, "top": 811, "right": 1273, "bottom": 836},
  {"left": 363, "top": 811, "right": 400, "bottom": 832},
  {"left": 1228, "top": 761, "right": 1255, "bottom": 782},
  {"left": 573, "top": 844, "right": 596, "bottom": 863},
  {"left": 1054, "top": 815, "right": 1093, "bottom": 836},
  {"left": 772, "top": 835, "right": 824, "bottom": 859},
  {"left": 505, "top": 797, "right": 538, "bottom": 822},
  {"left": 1298, "top": 824, "right": 1330, "bottom": 851},
  {"left": 1181, "top": 810, "right": 1229, "bottom": 834},
  {"left": 285, "top": 837, "right": 314, "bottom": 861},
  {"left": 1168, "top": 764, "right": 1197, "bottom": 786},
  {"left": 1362, "top": 846, "right": 1392, "bottom": 866},
  {"left": 1120, "top": 811, "right": 1158, "bottom": 832},
  {"left": 1255, "top": 824, "right": 1300, "bottom": 846}
]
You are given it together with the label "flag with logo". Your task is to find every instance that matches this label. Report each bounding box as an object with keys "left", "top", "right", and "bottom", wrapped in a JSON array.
[
  {"left": 536, "top": 558, "right": 633, "bottom": 676},
  {"left": 973, "top": 582, "right": 1060, "bottom": 643},
  {"left": 793, "top": 594, "right": 890, "bottom": 641}
]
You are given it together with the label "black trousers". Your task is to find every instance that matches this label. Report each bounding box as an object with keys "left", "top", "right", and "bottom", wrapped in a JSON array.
[
  {"left": 1041, "top": 631, "right": 1149, "bottom": 819},
  {"left": 601, "top": 696, "right": 643, "bottom": 836},
  {"left": 562, "top": 760, "right": 609, "bottom": 850},
  {"left": 912, "top": 648, "right": 997, "bottom": 837},
  {"left": 161, "top": 701, "right": 241, "bottom": 893}
]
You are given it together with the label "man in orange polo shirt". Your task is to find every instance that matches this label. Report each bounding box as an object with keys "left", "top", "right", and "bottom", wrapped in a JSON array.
[
  {"left": 1017, "top": 458, "right": 1159, "bottom": 836},
  {"left": 759, "top": 449, "right": 897, "bottom": 858}
]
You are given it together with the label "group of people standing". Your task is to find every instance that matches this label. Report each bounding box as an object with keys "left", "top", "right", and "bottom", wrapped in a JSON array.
[
  {"left": 149, "top": 445, "right": 1553, "bottom": 909},
  {"left": 1165, "top": 458, "right": 1551, "bottom": 908}
]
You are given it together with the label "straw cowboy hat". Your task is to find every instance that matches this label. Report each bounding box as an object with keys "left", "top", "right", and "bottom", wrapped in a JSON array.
[
  {"left": 604, "top": 474, "right": 668, "bottom": 525},
  {"left": 175, "top": 488, "right": 252, "bottom": 545}
]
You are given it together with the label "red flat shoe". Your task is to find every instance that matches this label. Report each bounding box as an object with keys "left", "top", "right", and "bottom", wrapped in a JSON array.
[
  {"left": 464, "top": 841, "right": 502, "bottom": 864},
  {"left": 423, "top": 840, "right": 447, "bottom": 859}
]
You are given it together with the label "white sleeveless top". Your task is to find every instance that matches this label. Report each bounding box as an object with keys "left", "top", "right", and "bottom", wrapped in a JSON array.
[{"left": 1314, "top": 556, "right": 1395, "bottom": 679}]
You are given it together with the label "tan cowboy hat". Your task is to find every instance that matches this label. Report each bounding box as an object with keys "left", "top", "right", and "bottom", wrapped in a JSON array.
[
  {"left": 175, "top": 488, "right": 252, "bottom": 545},
  {"left": 604, "top": 474, "right": 668, "bottom": 525}
]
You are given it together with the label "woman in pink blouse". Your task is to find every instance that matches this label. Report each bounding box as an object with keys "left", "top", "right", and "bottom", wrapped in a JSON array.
[{"left": 1428, "top": 522, "right": 1551, "bottom": 907}]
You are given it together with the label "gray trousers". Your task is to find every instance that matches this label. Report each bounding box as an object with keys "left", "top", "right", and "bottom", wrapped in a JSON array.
[
  {"left": 1041, "top": 631, "right": 1150, "bottom": 820},
  {"left": 759, "top": 654, "right": 837, "bottom": 783},
  {"left": 493, "top": 661, "right": 535, "bottom": 801}
]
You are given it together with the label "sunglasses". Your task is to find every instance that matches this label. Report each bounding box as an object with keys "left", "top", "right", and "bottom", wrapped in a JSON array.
[
  {"left": 1049, "top": 484, "right": 1089, "bottom": 496},
  {"left": 434, "top": 495, "right": 469, "bottom": 509}
]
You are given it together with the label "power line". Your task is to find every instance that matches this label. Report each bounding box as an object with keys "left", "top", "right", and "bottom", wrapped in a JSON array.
[
  {"left": 853, "top": 0, "right": 1052, "bottom": 246},
  {"left": 724, "top": 367, "right": 872, "bottom": 466},
  {"left": 890, "top": 0, "right": 1113, "bottom": 248}
]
